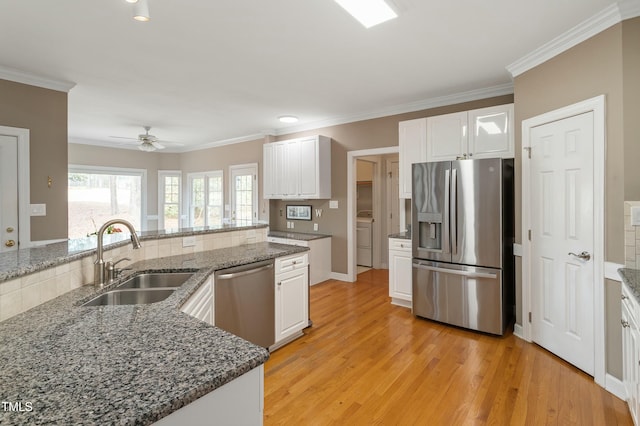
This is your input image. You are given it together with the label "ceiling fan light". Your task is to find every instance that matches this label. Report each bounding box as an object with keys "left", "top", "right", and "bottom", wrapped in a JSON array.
[
  {"left": 133, "top": 0, "right": 150, "bottom": 21},
  {"left": 138, "top": 143, "right": 155, "bottom": 152}
]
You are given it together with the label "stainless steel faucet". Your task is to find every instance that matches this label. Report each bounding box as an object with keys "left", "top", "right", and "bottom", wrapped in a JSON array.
[{"left": 94, "top": 219, "right": 141, "bottom": 288}]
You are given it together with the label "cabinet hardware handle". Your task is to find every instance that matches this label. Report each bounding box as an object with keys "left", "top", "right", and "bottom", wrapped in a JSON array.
[
  {"left": 622, "top": 320, "right": 630, "bottom": 328},
  {"left": 277, "top": 282, "right": 281, "bottom": 286},
  {"left": 4, "top": 239, "right": 15, "bottom": 247}
]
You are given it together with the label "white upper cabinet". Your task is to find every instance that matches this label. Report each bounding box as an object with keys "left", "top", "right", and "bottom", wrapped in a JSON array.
[
  {"left": 468, "top": 104, "right": 514, "bottom": 159},
  {"left": 426, "top": 104, "right": 514, "bottom": 162},
  {"left": 398, "top": 118, "right": 427, "bottom": 199},
  {"left": 426, "top": 111, "right": 468, "bottom": 162},
  {"left": 263, "top": 135, "right": 331, "bottom": 199}
]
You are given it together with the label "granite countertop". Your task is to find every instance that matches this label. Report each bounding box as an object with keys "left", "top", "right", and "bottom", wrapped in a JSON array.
[
  {"left": 0, "top": 242, "right": 307, "bottom": 425},
  {"left": 0, "top": 222, "right": 268, "bottom": 283},
  {"left": 388, "top": 231, "right": 411, "bottom": 240},
  {"left": 620, "top": 268, "right": 640, "bottom": 301},
  {"left": 268, "top": 230, "right": 331, "bottom": 241}
]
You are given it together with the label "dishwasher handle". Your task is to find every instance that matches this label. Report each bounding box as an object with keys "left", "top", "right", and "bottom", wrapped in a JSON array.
[{"left": 215, "top": 261, "right": 274, "bottom": 280}]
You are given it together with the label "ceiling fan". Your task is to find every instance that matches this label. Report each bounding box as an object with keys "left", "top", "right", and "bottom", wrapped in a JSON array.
[{"left": 110, "top": 126, "right": 182, "bottom": 152}]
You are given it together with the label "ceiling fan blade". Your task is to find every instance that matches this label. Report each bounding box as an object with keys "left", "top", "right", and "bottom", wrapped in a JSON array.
[
  {"left": 151, "top": 141, "right": 166, "bottom": 150},
  {"left": 109, "top": 135, "right": 139, "bottom": 140}
]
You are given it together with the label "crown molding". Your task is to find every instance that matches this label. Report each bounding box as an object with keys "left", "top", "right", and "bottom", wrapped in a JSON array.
[
  {"left": 507, "top": 0, "right": 640, "bottom": 78},
  {"left": 0, "top": 65, "right": 76, "bottom": 92},
  {"left": 273, "top": 82, "right": 514, "bottom": 137},
  {"left": 179, "top": 132, "right": 266, "bottom": 152}
]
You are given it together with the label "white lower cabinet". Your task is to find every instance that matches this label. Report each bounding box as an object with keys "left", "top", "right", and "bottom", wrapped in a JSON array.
[
  {"left": 622, "top": 283, "right": 640, "bottom": 425},
  {"left": 273, "top": 253, "right": 309, "bottom": 349},
  {"left": 180, "top": 276, "right": 214, "bottom": 325},
  {"left": 154, "top": 364, "right": 263, "bottom": 426},
  {"left": 267, "top": 236, "right": 331, "bottom": 285},
  {"left": 388, "top": 238, "right": 412, "bottom": 308}
]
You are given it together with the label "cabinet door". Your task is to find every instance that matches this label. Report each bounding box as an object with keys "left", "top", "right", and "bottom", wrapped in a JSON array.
[
  {"left": 399, "top": 118, "right": 427, "bottom": 198},
  {"left": 275, "top": 269, "right": 308, "bottom": 342},
  {"left": 468, "top": 104, "right": 514, "bottom": 159},
  {"left": 263, "top": 143, "right": 275, "bottom": 198},
  {"left": 389, "top": 249, "right": 412, "bottom": 301},
  {"left": 426, "top": 111, "right": 468, "bottom": 162},
  {"left": 298, "top": 137, "right": 318, "bottom": 198},
  {"left": 282, "top": 140, "right": 299, "bottom": 197}
]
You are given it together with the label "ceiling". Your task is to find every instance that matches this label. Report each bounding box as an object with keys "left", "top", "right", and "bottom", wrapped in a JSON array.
[{"left": 0, "top": 0, "right": 616, "bottom": 152}]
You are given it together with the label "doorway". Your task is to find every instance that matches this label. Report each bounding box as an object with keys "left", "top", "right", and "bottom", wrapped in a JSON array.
[
  {"left": 347, "top": 147, "right": 399, "bottom": 282},
  {"left": 521, "top": 95, "right": 605, "bottom": 386},
  {"left": 0, "top": 126, "right": 30, "bottom": 251}
]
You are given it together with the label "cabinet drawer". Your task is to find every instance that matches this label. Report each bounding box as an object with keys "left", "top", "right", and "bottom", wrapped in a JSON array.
[
  {"left": 276, "top": 253, "right": 309, "bottom": 274},
  {"left": 389, "top": 238, "right": 411, "bottom": 252}
]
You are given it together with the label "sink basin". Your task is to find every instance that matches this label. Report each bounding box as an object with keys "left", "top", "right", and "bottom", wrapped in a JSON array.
[
  {"left": 116, "top": 272, "right": 194, "bottom": 289},
  {"left": 82, "top": 288, "right": 176, "bottom": 306}
]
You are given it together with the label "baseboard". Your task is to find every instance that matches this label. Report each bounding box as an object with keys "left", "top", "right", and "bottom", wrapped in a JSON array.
[
  {"left": 329, "top": 272, "right": 350, "bottom": 282},
  {"left": 390, "top": 298, "right": 412, "bottom": 309},
  {"left": 605, "top": 373, "right": 627, "bottom": 401},
  {"left": 513, "top": 323, "right": 524, "bottom": 339}
]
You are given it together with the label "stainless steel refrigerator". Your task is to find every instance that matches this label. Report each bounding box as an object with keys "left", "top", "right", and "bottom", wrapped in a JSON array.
[{"left": 411, "top": 158, "right": 514, "bottom": 335}]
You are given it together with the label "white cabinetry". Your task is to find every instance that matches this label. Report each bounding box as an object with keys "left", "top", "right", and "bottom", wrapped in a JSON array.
[
  {"left": 267, "top": 236, "right": 331, "bottom": 285},
  {"left": 180, "top": 276, "right": 214, "bottom": 325},
  {"left": 398, "top": 118, "right": 427, "bottom": 198},
  {"left": 426, "top": 104, "right": 514, "bottom": 162},
  {"left": 622, "top": 283, "right": 640, "bottom": 425},
  {"left": 263, "top": 135, "right": 331, "bottom": 199},
  {"left": 388, "top": 238, "right": 412, "bottom": 308},
  {"left": 273, "top": 253, "right": 309, "bottom": 349}
]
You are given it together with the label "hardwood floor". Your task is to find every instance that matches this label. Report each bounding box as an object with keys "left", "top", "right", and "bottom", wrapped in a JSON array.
[{"left": 264, "top": 269, "right": 632, "bottom": 425}]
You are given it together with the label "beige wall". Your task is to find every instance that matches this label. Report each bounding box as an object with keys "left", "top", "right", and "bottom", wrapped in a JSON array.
[
  {"left": 271, "top": 95, "right": 514, "bottom": 274},
  {"left": 0, "top": 79, "right": 68, "bottom": 241},
  {"left": 514, "top": 18, "right": 640, "bottom": 380},
  {"left": 68, "top": 143, "right": 181, "bottom": 231}
]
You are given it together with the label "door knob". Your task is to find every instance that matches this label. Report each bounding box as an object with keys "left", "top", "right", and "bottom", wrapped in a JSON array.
[
  {"left": 568, "top": 251, "right": 591, "bottom": 261},
  {"left": 5, "top": 240, "right": 15, "bottom": 247},
  {"left": 6, "top": 227, "right": 14, "bottom": 233}
]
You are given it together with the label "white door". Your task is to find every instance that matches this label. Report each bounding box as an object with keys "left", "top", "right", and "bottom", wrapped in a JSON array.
[
  {"left": 0, "top": 135, "right": 19, "bottom": 252},
  {"left": 230, "top": 164, "right": 258, "bottom": 222},
  {"left": 529, "top": 111, "right": 594, "bottom": 375}
]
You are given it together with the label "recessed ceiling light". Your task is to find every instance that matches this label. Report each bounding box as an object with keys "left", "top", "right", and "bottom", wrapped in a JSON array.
[
  {"left": 125, "top": 0, "right": 138, "bottom": 3},
  {"left": 279, "top": 115, "right": 299, "bottom": 124},
  {"left": 334, "top": 0, "right": 397, "bottom": 28}
]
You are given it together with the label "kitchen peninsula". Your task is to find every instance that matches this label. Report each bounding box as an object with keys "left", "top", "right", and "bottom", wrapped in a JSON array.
[{"left": 0, "top": 223, "right": 308, "bottom": 425}]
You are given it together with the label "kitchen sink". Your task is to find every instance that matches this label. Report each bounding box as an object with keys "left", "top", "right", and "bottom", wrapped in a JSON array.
[
  {"left": 82, "top": 288, "right": 177, "bottom": 306},
  {"left": 116, "top": 272, "right": 194, "bottom": 289}
]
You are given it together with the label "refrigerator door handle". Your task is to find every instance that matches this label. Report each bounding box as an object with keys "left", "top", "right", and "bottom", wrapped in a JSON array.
[
  {"left": 443, "top": 169, "right": 451, "bottom": 254},
  {"left": 413, "top": 263, "right": 498, "bottom": 279},
  {"left": 451, "top": 168, "right": 457, "bottom": 255}
]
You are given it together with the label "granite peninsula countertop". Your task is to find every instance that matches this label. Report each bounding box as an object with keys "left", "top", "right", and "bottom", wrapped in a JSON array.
[
  {"left": 0, "top": 241, "right": 307, "bottom": 425},
  {"left": 620, "top": 268, "right": 640, "bottom": 302},
  {"left": 268, "top": 230, "right": 331, "bottom": 241},
  {"left": 0, "top": 222, "right": 268, "bottom": 283}
]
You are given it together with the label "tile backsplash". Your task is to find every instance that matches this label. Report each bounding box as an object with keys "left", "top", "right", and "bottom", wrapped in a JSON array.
[{"left": 624, "top": 201, "right": 640, "bottom": 269}]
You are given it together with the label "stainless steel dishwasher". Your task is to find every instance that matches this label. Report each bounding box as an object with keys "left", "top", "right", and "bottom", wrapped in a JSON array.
[{"left": 214, "top": 259, "right": 275, "bottom": 348}]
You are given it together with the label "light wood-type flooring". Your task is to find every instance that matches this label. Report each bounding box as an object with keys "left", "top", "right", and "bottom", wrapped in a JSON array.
[{"left": 264, "top": 269, "right": 632, "bottom": 425}]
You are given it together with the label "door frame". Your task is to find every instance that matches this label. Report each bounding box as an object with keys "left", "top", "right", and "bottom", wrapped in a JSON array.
[
  {"left": 0, "top": 125, "right": 30, "bottom": 248},
  {"left": 347, "top": 147, "right": 398, "bottom": 282},
  {"left": 521, "top": 95, "right": 605, "bottom": 386}
]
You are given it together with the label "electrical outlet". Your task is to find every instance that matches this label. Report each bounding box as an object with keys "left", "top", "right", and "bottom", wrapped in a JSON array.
[
  {"left": 314, "top": 223, "right": 319, "bottom": 231},
  {"left": 632, "top": 206, "right": 640, "bottom": 226},
  {"left": 290, "top": 221, "right": 295, "bottom": 229},
  {"left": 182, "top": 236, "right": 196, "bottom": 247}
]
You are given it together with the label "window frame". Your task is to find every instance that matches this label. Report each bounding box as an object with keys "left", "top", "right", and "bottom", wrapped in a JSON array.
[
  {"left": 68, "top": 164, "right": 148, "bottom": 236},
  {"left": 229, "top": 163, "right": 258, "bottom": 222},
  {"left": 158, "top": 170, "right": 182, "bottom": 231},
  {"left": 187, "top": 170, "right": 224, "bottom": 227}
]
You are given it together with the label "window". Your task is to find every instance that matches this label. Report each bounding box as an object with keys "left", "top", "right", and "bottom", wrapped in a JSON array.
[
  {"left": 230, "top": 164, "right": 258, "bottom": 223},
  {"left": 188, "top": 171, "right": 223, "bottom": 227},
  {"left": 158, "top": 171, "right": 182, "bottom": 230},
  {"left": 68, "top": 165, "right": 146, "bottom": 239}
]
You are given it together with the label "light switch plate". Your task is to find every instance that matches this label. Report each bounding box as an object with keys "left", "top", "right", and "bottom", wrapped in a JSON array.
[
  {"left": 632, "top": 206, "right": 640, "bottom": 226},
  {"left": 30, "top": 204, "right": 46, "bottom": 216},
  {"left": 329, "top": 200, "right": 339, "bottom": 209}
]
